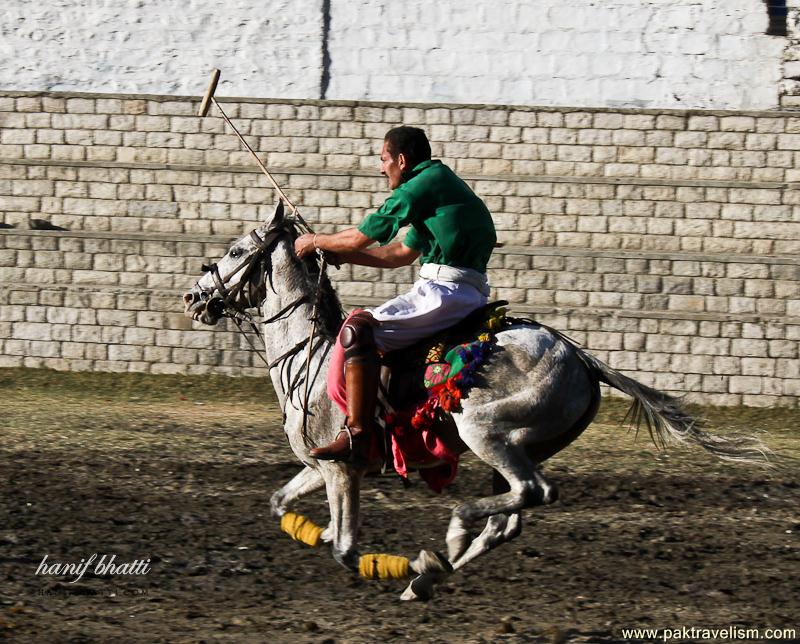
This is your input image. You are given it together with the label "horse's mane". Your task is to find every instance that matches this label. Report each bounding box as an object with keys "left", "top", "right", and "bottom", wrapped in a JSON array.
[{"left": 274, "top": 218, "right": 345, "bottom": 340}]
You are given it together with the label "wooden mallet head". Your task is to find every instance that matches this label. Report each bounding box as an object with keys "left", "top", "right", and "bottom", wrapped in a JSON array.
[{"left": 198, "top": 68, "right": 221, "bottom": 117}]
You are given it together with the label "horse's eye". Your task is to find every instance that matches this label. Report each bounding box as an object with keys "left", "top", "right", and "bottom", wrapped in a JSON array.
[{"left": 230, "top": 247, "right": 243, "bottom": 259}]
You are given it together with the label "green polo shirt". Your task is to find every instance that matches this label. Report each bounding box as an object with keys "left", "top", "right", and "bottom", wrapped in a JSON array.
[{"left": 357, "top": 160, "right": 496, "bottom": 273}]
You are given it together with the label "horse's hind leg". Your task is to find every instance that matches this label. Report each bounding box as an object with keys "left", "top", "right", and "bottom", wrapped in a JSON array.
[
  {"left": 449, "top": 470, "right": 524, "bottom": 570},
  {"left": 401, "top": 446, "right": 556, "bottom": 601},
  {"left": 402, "top": 449, "right": 552, "bottom": 601},
  {"left": 446, "top": 446, "right": 558, "bottom": 565},
  {"left": 449, "top": 512, "right": 522, "bottom": 572}
]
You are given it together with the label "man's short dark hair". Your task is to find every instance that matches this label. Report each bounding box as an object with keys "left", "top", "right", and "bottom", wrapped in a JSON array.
[{"left": 384, "top": 126, "right": 432, "bottom": 168}]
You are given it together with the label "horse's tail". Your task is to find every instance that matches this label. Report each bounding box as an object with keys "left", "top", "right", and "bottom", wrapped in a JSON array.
[{"left": 572, "top": 345, "right": 772, "bottom": 465}]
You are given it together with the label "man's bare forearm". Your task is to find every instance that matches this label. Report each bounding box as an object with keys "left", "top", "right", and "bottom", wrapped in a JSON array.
[
  {"left": 294, "top": 227, "right": 371, "bottom": 259},
  {"left": 314, "top": 228, "right": 373, "bottom": 253},
  {"left": 337, "top": 243, "right": 417, "bottom": 269},
  {"left": 295, "top": 229, "right": 419, "bottom": 268}
]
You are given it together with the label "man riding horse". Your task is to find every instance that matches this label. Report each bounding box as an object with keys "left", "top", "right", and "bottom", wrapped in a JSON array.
[
  {"left": 185, "top": 91, "right": 769, "bottom": 601},
  {"left": 294, "top": 126, "right": 497, "bottom": 464}
]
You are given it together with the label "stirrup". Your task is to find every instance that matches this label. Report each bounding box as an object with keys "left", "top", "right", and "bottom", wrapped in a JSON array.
[
  {"left": 341, "top": 424, "right": 370, "bottom": 466},
  {"left": 339, "top": 425, "right": 355, "bottom": 456},
  {"left": 310, "top": 425, "right": 365, "bottom": 465}
]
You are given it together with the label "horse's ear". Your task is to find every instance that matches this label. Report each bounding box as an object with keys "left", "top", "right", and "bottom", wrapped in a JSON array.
[{"left": 268, "top": 199, "right": 284, "bottom": 226}]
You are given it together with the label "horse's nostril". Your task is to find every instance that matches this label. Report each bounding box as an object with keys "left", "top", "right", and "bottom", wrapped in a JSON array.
[{"left": 183, "top": 292, "right": 197, "bottom": 306}]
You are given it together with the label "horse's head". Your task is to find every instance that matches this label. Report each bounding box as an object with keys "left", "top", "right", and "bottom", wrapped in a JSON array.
[{"left": 183, "top": 201, "right": 288, "bottom": 326}]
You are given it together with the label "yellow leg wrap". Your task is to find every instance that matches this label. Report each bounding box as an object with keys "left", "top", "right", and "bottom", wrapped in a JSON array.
[
  {"left": 280, "top": 512, "right": 323, "bottom": 548},
  {"left": 358, "top": 554, "right": 411, "bottom": 580}
]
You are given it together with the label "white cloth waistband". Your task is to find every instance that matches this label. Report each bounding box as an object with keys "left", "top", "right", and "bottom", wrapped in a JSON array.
[{"left": 419, "top": 263, "right": 490, "bottom": 296}]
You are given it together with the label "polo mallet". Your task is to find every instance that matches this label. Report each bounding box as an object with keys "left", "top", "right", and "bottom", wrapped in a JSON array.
[
  {"left": 198, "top": 68, "right": 309, "bottom": 227},
  {"left": 198, "top": 68, "right": 322, "bottom": 439}
]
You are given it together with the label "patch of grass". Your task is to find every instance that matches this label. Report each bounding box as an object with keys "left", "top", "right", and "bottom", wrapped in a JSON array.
[
  {"left": 1, "top": 367, "right": 274, "bottom": 405},
  {"left": 2, "top": 367, "right": 797, "bottom": 460},
  {"left": 1, "top": 368, "right": 283, "bottom": 456}
]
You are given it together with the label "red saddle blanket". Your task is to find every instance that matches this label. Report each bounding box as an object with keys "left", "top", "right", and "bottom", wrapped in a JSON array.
[{"left": 327, "top": 307, "right": 504, "bottom": 492}]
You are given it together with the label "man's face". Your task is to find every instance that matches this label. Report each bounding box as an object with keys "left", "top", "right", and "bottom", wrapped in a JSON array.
[{"left": 380, "top": 140, "right": 405, "bottom": 190}]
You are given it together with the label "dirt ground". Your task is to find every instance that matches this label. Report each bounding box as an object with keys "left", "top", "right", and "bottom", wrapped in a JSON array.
[{"left": 1, "top": 368, "right": 798, "bottom": 643}]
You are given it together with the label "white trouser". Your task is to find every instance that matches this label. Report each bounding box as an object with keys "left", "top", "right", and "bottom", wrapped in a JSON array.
[{"left": 367, "top": 265, "right": 489, "bottom": 353}]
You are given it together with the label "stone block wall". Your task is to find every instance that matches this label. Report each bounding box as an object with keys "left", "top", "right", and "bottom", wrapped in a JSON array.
[{"left": 0, "top": 90, "right": 798, "bottom": 406}]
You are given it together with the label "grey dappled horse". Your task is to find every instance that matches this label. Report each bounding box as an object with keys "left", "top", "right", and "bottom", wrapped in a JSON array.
[{"left": 183, "top": 203, "right": 767, "bottom": 600}]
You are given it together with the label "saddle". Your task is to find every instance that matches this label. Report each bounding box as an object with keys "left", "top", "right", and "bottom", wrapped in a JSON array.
[
  {"left": 321, "top": 301, "right": 509, "bottom": 489},
  {"left": 370, "top": 301, "right": 508, "bottom": 492},
  {"left": 380, "top": 300, "right": 509, "bottom": 410}
]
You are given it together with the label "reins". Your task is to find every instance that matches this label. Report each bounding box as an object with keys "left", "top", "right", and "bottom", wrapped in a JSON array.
[
  {"left": 195, "top": 216, "right": 335, "bottom": 442},
  {"left": 301, "top": 252, "right": 329, "bottom": 440},
  {"left": 195, "top": 70, "right": 334, "bottom": 445}
]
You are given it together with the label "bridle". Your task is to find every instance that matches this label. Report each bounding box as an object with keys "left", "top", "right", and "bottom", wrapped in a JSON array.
[
  {"left": 199, "top": 228, "right": 283, "bottom": 324},
  {"left": 195, "top": 224, "right": 312, "bottom": 364}
]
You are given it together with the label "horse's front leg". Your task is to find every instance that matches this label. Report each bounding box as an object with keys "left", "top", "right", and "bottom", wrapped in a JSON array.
[
  {"left": 320, "top": 462, "right": 363, "bottom": 571},
  {"left": 270, "top": 465, "right": 325, "bottom": 518},
  {"left": 270, "top": 465, "right": 335, "bottom": 546}
]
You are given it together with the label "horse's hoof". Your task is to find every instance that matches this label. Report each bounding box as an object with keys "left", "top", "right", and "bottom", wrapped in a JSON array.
[
  {"left": 333, "top": 548, "right": 359, "bottom": 572},
  {"left": 269, "top": 494, "right": 284, "bottom": 519},
  {"left": 400, "top": 575, "right": 434, "bottom": 601},
  {"left": 410, "top": 550, "right": 453, "bottom": 576}
]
